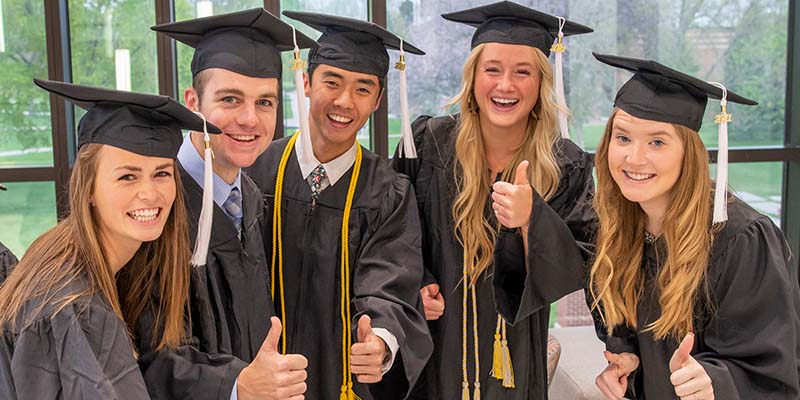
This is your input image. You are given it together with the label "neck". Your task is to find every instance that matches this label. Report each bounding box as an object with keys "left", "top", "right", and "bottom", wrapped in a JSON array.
[
  {"left": 99, "top": 232, "right": 140, "bottom": 275},
  {"left": 308, "top": 120, "right": 356, "bottom": 164},
  {"left": 640, "top": 200, "right": 669, "bottom": 236},
  {"left": 480, "top": 118, "right": 527, "bottom": 174},
  {"left": 190, "top": 132, "right": 238, "bottom": 184}
]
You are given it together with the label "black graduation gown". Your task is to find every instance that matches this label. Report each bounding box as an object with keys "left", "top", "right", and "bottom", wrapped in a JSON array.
[
  {"left": 391, "top": 115, "right": 596, "bottom": 400},
  {"left": 250, "top": 136, "right": 432, "bottom": 400},
  {"left": 0, "top": 276, "right": 150, "bottom": 400},
  {"left": 0, "top": 241, "right": 18, "bottom": 284},
  {"left": 136, "top": 164, "right": 275, "bottom": 400},
  {"left": 599, "top": 199, "right": 800, "bottom": 400}
]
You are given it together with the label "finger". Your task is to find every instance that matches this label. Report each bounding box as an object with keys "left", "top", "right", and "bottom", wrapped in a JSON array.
[
  {"left": 423, "top": 299, "right": 444, "bottom": 315},
  {"left": 604, "top": 351, "right": 620, "bottom": 364},
  {"left": 351, "top": 340, "right": 383, "bottom": 357},
  {"left": 596, "top": 371, "right": 624, "bottom": 400},
  {"left": 355, "top": 373, "right": 382, "bottom": 384},
  {"left": 279, "top": 380, "right": 307, "bottom": 397},
  {"left": 673, "top": 377, "right": 707, "bottom": 398},
  {"left": 514, "top": 160, "right": 530, "bottom": 186},
  {"left": 350, "top": 355, "right": 384, "bottom": 369},
  {"left": 427, "top": 283, "right": 440, "bottom": 297},
  {"left": 278, "top": 370, "right": 308, "bottom": 387},
  {"left": 357, "top": 314, "right": 372, "bottom": 343},
  {"left": 260, "top": 317, "right": 282, "bottom": 354},
  {"left": 492, "top": 181, "right": 515, "bottom": 195},
  {"left": 284, "top": 353, "right": 309, "bottom": 370},
  {"left": 669, "top": 333, "right": 695, "bottom": 372}
]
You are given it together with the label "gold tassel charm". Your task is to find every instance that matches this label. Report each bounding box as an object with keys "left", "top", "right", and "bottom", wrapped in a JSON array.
[
  {"left": 490, "top": 315, "right": 503, "bottom": 380},
  {"left": 500, "top": 320, "right": 515, "bottom": 388},
  {"left": 462, "top": 381, "right": 470, "bottom": 400},
  {"left": 473, "top": 382, "right": 481, "bottom": 400}
]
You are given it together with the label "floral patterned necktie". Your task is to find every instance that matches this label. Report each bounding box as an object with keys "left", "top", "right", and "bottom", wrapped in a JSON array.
[{"left": 309, "top": 164, "right": 327, "bottom": 208}]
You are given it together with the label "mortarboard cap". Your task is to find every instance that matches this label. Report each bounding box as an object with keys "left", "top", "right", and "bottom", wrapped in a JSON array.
[
  {"left": 152, "top": 8, "right": 318, "bottom": 79},
  {"left": 593, "top": 53, "right": 757, "bottom": 131},
  {"left": 283, "top": 11, "right": 424, "bottom": 78},
  {"left": 33, "top": 78, "right": 220, "bottom": 159},
  {"left": 441, "top": 1, "right": 593, "bottom": 56}
]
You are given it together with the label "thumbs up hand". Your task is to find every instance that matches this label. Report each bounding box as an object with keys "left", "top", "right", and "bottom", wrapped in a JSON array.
[
  {"left": 420, "top": 283, "right": 445, "bottom": 320},
  {"left": 595, "top": 351, "right": 639, "bottom": 400},
  {"left": 351, "top": 315, "right": 388, "bottom": 384},
  {"left": 237, "top": 317, "right": 308, "bottom": 400},
  {"left": 669, "top": 333, "right": 714, "bottom": 400},
  {"left": 491, "top": 160, "right": 533, "bottom": 231}
]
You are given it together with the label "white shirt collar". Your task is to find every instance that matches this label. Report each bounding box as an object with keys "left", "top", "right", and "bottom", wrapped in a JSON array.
[{"left": 295, "top": 129, "right": 358, "bottom": 186}]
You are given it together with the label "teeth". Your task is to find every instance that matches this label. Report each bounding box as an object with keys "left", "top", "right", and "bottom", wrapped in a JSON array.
[
  {"left": 128, "top": 208, "right": 160, "bottom": 222},
  {"left": 626, "top": 172, "right": 655, "bottom": 181},
  {"left": 492, "top": 97, "right": 519, "bottom": 105},
  {"left": 229, "top": 134, "right": 256, "bottom": 141},
  {"left": 328, "top": 114, "right": 353, "bottom": 123}
]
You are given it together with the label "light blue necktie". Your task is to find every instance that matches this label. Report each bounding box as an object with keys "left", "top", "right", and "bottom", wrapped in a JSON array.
[{"left": 223, "top": 187, "right": 242, "bottom": 231}]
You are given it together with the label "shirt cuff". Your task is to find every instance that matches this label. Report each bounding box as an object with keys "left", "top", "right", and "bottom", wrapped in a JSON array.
[
  {"left": 372, "top": 328, "right": 399, "bottom": 374},
  {"left": 230, "top": 377, "right": 238, "bottom": 400}
]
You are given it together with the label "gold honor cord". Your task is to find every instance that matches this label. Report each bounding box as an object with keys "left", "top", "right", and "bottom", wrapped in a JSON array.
[{"left": 269, "top": 131, "right": 364, "bottom": 399}]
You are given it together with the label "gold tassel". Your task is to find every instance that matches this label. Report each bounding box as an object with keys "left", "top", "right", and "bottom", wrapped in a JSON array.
[
  {"left": 500, "top": 322, "right": 515, "bottom": 388},
  {"left": 462, "top": 382, "right": 470, "bottom": 400},
  {"left": 491, "top": 332, "right": 503, "bottom": 379},
  {"left": 340, "top": 386, "right": 348, "bottom": 400},
  {"left": 473, "top": 383, "right": 481, "bottom": 400}
]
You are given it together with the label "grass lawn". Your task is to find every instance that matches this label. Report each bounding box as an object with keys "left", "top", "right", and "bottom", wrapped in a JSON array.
[
  {"left": 0, "top": 181, "right": 57, "bottom": 257},
  {"left": 0, "top": 150, "right": 53, "bottom": 167}
]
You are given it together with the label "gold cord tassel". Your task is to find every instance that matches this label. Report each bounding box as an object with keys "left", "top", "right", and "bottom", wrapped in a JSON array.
[
  {"left": 491, "top": 315, "right": 503, "bottom": 379},
  {"left": 500, "top": 321, "right": 515, "bottom": 388},
  {"left": 473, "top": 383, "right": 481, "bottom": 400},
  {"left": 462, "top": 382, "right": 470, "bottom": 400}
]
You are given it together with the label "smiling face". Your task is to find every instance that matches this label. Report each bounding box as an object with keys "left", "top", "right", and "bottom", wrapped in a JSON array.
[
  {"left": 185, "top": 68, "right": 279, "bottom": 181},
  {"left": 91, "top": 145, "right": 177, "bottom": 257},
  {"left": 473, "top": 42, "right": 542, "bottom": 135},
  {"left": 305, "top": 64, "right": 382, "bottom": 162},
  {"left": 607, "top": 109, "right": 685, "bottom": 216}
]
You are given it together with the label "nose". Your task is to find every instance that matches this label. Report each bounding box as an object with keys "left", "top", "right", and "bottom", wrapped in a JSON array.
[
  {"left": 235, "top": 102, "right": 258, "bottom": 128},
  {"left": 496, "top": 71, "right": 514, "bottom": 92},
  {"left": 332, "top": 89, "right": 354, "bottom": 109},
  {"left": 626, "top": 143, "right": 648, "bottom": 166},
  {"left": 137, "top": 178, "right": 159, "bottom": 204}
]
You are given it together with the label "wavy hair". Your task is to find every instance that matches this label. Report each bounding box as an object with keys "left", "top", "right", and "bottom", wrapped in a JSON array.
[
  {"left": 589, "top": 108, "right": 716, "bottom": 340},
  {"left": 448, "top": 43, "right": 562, "bottom": 284},
  {"left": 0, "top": 143, "right": 191, "bottom": 351}
]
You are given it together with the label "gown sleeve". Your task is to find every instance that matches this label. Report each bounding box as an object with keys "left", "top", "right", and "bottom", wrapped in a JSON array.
[
  {"left": 2, "top": 299, "right": 150, "bottom": 399},
  {"left": 695, "top": 216, "right": 800, "bottom": 399},
  {"left": 390, "top": 115, "right": 438, "bottom": 288},
  {"left": 351, "top": 172, "right": 433, "bottom": 398},
  {"left": 493, "top": 142, "right": 597, "bottom": 325},
  {"left": 0, "top": 243, "right": 18, "bottom": 284}
]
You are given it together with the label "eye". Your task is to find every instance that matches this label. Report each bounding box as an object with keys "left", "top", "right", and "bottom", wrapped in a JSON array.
[
  {"left": 324, "top": 80, "right": 339, "bottom": 88},
  {"left": 615, "top": 134, "right": 631, "bottom": 143},
  {"left": 356, "top": 87, "right": 371, "bottom": 95},
  {"left": 515, "top": 69, "right": 532, "bottom": 76},
  {"left": 118, "top": 174, "right": 136, "bottom": 182},
  {"left": 257, "top": 99, "right": 273, "bottom": 107},
  {"left": 484, "top": 67, "right": 500, "bottom": 74},
  {"left": 154, "top": 170, "right": 173, "bottom": 178},
  {"left": 651, "top": 139, "right": 666, "bottom": 147},
  {"left": 221, "top": 96, "right": 238, "bottom": 104}
]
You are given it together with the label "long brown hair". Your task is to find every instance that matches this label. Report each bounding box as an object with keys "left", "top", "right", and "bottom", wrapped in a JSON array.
[
  {"left": 449, "top": 43, "right": 562, "bottom": 283},
  {"left": 589, "top": 108, "right": 715, "bottom": 340},
  {"left": 0, "top": 143, "right": 191, "bottom": 351}
]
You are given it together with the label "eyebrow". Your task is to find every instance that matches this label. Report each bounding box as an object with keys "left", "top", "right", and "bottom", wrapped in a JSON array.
[
  {"left": 321, "top": 70, "right": 377, "bottom": 87},
  {"left": 114, "top": 163, "right": 173, "bottom": 173},
  {"left": 482, "top": 59, "right": 534, "bottom": 68},
  {"left": 614, "top": 124, "right": 672, "bottom": 137},
  {"left": 214, "top": 88, "right": 278, "bottom": 99}
]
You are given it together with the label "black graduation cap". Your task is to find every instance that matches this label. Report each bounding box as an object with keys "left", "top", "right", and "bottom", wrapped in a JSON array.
[
  {"left": 593, "top": 53, "right": 757, "bottom": 131},
  {"left": 441, "top": 1, "right": 593, "bottom": 56},
  {"left": 152, "top": 8, "right": 318, "bottom": 79},
  {"left": 283, "top": 11, "right": 425, "bottom": 78},
  {"left": 33, "top": 79, "right": 221, "bottom": 159}
]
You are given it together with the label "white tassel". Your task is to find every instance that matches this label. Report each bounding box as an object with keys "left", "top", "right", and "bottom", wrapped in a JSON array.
[
  {"left": 291, "top": 26, "right": 311, "bottom": 141},
  {"left": 710, "top": 82, "right": 730, "bottom": 223},
  {"left": 191, "top": 111, "right": 213, "bottom": 266},
  {"left": 396, "top": 39, "right": 417, "bottom": 158},
  {"left": 551, "top": 17, "right": 569, "bottom": 139}
]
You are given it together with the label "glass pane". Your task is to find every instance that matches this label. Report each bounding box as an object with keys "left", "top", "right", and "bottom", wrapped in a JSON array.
[
  {"left": 175, "top": 0, "right": 266, "bottom": 96},
  {"left": 70, "top": 0, "right": 158, "bottom": 94},
  {"left": 0, "top": 181, "right": 57, "bottom": 257},
  {"left": 386, "top": 0, "right": 788, "bottom": 153},
  {"left": 712, "top": 161, "right": 783, "bottom": 225},
  {"left": 0, "top": 1, "right": 52, "bottom": 168},
  {"left": 281, "top": 1, "right": 371, "bottom": 149}
]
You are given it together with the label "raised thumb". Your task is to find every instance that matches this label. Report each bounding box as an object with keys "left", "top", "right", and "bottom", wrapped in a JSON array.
[
  {"left": 261, "top": 316, "right": 282, "bottom": 354},
  {"left": 357, "top": 314, "right": 372, "bottom": 343},
  {"left": 669, "top": 333, "right": 694, "bottom": 372},
  {"left": 514, "top": 160, "right": 530, "bottom": 186}
]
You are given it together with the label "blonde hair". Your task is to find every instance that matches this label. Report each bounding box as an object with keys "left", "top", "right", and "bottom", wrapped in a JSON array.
[
  {"left": 0, "top": 143, "right": 191, "bottom": 351},
  {"left": 589, "top": 108, "right": 716, "bottom": 340},
  {"left": 449, "top": 43, "right": 562, "bottom": 284}
]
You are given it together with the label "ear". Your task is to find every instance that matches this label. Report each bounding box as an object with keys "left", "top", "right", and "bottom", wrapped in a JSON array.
[
  {"left": 373, "top": 88, "right": 384, "bottom": 112},
  {"left": 303, "top": 71, "right": 311, "bottom": 98},
  {"left": 185, "top": 86, "right": 200, "bottom": 112}
]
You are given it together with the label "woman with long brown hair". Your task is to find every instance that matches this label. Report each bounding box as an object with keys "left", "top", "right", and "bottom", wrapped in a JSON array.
[
  {"left": 588, "top": 54, "right": 800, "bottom": 400},
  {"left": 0, "top": 79, "right": 218, "bottom": 399},
  {"left": 392, "top": 2, "right": 595, "bottom": 398}
]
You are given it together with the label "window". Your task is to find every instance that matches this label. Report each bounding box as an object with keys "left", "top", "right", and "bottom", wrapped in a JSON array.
[{"left": 0, "top": 182, "right": 57, "bottom": 257}]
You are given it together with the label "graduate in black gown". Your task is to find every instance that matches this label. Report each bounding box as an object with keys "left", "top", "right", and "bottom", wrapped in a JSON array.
[
  {"left": 247, "top": 11, "right": 432, "bottom": 400},
  {"left": 0, "top": 79, "right": 215, "bottom": 399},
  {"left": 392, "top": 2, "right": 595, "bottom": 399},
  {"left": 0, "top": 187, "right": 19, "bottom": 280},
  {"left": 583, "top": 54, "right": 800, "bottom": 400},
  {"left": 139, "top": 8, "right": 317, "bottom": 400}
]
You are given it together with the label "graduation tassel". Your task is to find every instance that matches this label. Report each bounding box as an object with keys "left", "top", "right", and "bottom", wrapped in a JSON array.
[
  {"left": 500, "top": 320, "right": 515, "bottom": 388},
  {"left": 710, "top": 82, "right": 731, "bottom": 223},
  {"left": 471, "top": 281, "right": 481, "bottom": 399},
  {"left": 491, "top": 315, "right": 503, "bottom": 380},
  {"left": 340, "top": 144, "right": 363, "bottom": 400},
  {"left": 395, "top": 38, "right": 417, "bottom": 158},
  {"left": 551, "top": 16, "right": 570, "bottom": 139},
  {"left": 291, "top": 26, "right": 311, "bottom": 141},
  {"left": 190, "top": 111, "right": 213, "bottom": 267},
  {"left": 462, "top": 264, "right": 470, "bottom": 400}
]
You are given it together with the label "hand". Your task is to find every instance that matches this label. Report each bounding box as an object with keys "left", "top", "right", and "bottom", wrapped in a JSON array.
[
  {"left": 596, "top": 351, "right": 640, "bottom": 400},
  {"left": 492, "top": 160, "right": 533, "bottom": 231},
  {"left": 670, "top": 333, "right": 714, "bottom": 400},
  {"left": 351, "top": 315, "right": 388, "bottom": 384},
  {"left": 238, "top": 317, "right": 308, "bottom": 400},
  {"left": 420, "top": 284, "right": 445, "bottom": 320}
]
